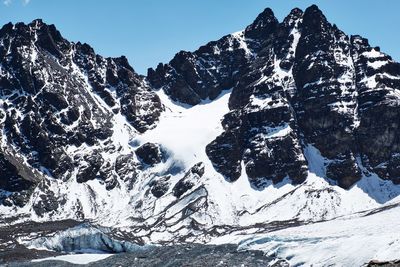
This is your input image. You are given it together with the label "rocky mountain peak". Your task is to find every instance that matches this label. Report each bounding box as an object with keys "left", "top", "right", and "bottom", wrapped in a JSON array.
[
  {"left": 282, "top": 7, "right": 303, "bottom": 27},
  {"left": 303, "top": 4, "right": 325, "bottom": 20},
  {"left": 301, "top": 4, "right": 331, "bottom": 33},
  {"left": 10, "top": 19, "right": 67, "bottom": 59},
  {"left": 244, "top": 7, "right": 278, "bottom": 39}
]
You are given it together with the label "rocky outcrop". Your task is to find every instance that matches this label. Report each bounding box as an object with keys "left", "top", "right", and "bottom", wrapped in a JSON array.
[
  {"left": 172, "top": 162, "right": 205, "bottom": 198},
  {"left": 207, "top": 7, "right": 309, "bottom": 187},
  {"left": 149, "top": 175, "right": 171, "bottom": 198},
  {"left": 135, "top": 142, "right": 162, "bottom": 166},
  {"left": 367, "top": 260, "right": 400, "bottom": 267},
  {"left": 351, "top": 36, "right": 400, "bottom": 185}
]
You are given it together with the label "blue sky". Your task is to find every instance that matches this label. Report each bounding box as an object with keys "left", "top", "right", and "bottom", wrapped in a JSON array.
[{"left": 1, "top": 0, "right": 399, "bottom": 74}]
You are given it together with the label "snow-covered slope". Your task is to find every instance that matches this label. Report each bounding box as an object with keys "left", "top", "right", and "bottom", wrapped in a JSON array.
[
  {"left": 212, "top": 204, "right": 400, "bottom": 266},
  {"left": 32, "top": 254, "right": 113, "bottom": 265},
  {"left": 136, "top": 88, "right": 232, "bottom": 173}
]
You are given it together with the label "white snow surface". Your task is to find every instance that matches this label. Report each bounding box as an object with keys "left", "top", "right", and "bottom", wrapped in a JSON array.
[
  {"left": 230, "top": 31, "right": 255, "bottom": 58},
  {"left": 212, "top": 204, "right": 400, "bottom": 266},
  {"left": 32, "top": 253, "right": 113, "bottom": 265},
  {"left": 135, "top": 88, "right": 231, "bottom": 171},
  {"left": 368, "top": 60, "right": 388, "bottom": 69},
  {"left": 207, "top": 145, "right": 400, "bottom": 266}
]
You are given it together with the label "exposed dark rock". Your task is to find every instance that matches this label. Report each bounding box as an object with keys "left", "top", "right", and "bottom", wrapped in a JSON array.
[
  {"left": 2, "top": 190, "right": 32, "bottom": 207},
  {"left": 202, "top": 5, "right": 400, "bottom": 189},
  {"left": 147, "top": 12, "right": 271, "bottom": 105},
  {"left": 114, "top": 154, "right": 138, "bottom": 189},
  {"left": 244, "top": 7, "right": 278, "bottom": 39},
  {"left": 32, "top": 180, "right": 65, "bottom": 216},
  {"left": 76, "top": 151, "right": 104, "bottom": 183},
  {"left": 149, "top": 175, "right": 171, "bottom": 198},
  {"left": 0, "top": 153, "right": 35, "bottom": 192},
  {"left": 367, "top": 260, "right": 400, "bottom": 267},
  {"left": 173, "top": 162, "right": 205, "bottom": 198},
  {"left": 32, "top": 192, "right": 59, "bottom": 217},
  {"left": 205, "top": 8, "right": 308, "bottom": 186},
  {"left": 135, "top": 143, "right": 162, "bottom": 166},
  {"left": 7, "top": 244, "right": 284, "bottom": 267},
  {"left": 206, "top": 130, "right": 243, "bottom": 182}
]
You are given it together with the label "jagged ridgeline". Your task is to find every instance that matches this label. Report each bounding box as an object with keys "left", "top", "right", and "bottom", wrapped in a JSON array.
[{"left": 0, "top": 4, "right": 400, "bottom": 243}]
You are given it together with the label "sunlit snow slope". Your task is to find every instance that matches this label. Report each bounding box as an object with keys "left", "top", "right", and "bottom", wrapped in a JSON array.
[{"left": 212, "top": 204, "right": 400, "bottom": 266}]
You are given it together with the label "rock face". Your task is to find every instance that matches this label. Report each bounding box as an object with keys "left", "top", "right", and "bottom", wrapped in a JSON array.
[
  {"left": 151, "top": 5, "right": 400, "bottom": 189},
  {"left": 172, "top": 162, "right": 205, "bottom": 198},
  {"left": 135, "top": 142, "right": 162, "bottom": 166},
  {"left": 147, "top": 9, "right": 278, "bottom": 105},
  {"left": 0, "top": 19, "right": 162, "bottom": 208}
]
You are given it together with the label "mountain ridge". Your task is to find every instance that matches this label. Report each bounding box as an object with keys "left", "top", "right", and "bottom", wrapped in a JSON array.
[
  {"left": 149, "top": 4, "right": 400, "bottom": 189},
  {"left": 0, "top": 5, "right": 400, "bottom": 266}
]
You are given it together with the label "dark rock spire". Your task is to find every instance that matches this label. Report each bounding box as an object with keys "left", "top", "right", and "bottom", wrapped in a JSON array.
[{"left": 244, "top": 7, "right": 279, "bottom": 39}]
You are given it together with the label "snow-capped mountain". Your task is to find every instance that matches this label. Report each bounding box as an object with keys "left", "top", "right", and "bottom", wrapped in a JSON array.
[
  {"left": 1, "top": 4, "right": 400, "bottom": 266},
  {"left": 0, "top": 19, "right": 162, "bottom": 212}
]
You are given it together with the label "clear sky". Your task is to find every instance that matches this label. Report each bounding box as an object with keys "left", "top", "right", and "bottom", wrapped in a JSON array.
[{"left": 1, "top": 0, "right": 399, "bottom": 75}]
